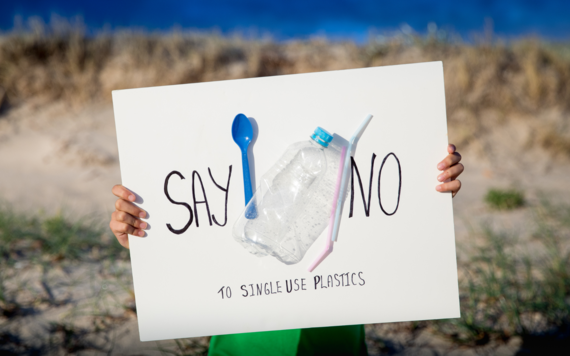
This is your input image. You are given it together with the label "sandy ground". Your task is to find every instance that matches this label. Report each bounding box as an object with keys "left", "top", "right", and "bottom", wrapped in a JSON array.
[
  {"left": 1, "top": 101, "right": 569, "bottom": 354},
  {"left": 0, "top": 102, "right": 120, "bottom": 217}
]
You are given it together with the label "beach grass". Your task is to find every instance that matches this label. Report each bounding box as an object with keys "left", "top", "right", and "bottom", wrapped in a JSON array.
[
  {"left": 1, "top": 199, "right": 569, "bottom": 353},
  {"left": 434, "top": 200, "right": 570, "bottom": 349},
  {"left": 0, "top": 204, "right": 126, "bottom": 265},
  {"left": 0, "top": 203, "right": 126, "bottom": 319},
  {"left": 1, "top": 17, "right": 570, "bottom": 160},
  {"left": 1, "top": 16, "right": 570, "bottom": 354},
  {"left": 485, "top": 188, "right": 525, "bottom": 210}
]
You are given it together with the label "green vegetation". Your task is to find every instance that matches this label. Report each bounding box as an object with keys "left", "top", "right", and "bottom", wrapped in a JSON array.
[
  {"left": 0, "top": 205, "right": 126, "bottom": 265},
  {"left": 436, "top": 200, "right": 570, "bottom": 349},
  {"left": 485, "top": 188, "right": 525, "bottom": 210},
  {"left": 2, "top": 199, "right": 570, "bottom": 353},
  {"left": 0, "top": 204, "right": 127, "bottom": 319},
  {"left": 0, "top": 204, "right": 214, "bottom": 354}
]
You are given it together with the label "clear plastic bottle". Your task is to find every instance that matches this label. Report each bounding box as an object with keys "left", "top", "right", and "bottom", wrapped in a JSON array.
[{"left": 233, "top": 127, "right": 341, "bottom": 265}]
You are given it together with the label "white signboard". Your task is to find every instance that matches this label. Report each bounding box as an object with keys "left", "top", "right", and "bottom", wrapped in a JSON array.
[{"left": 112, "top": 61, "right": 459, "bottom": 342}]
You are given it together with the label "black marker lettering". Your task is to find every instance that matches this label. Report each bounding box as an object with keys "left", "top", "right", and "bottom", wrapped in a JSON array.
[
  {"left": 350, "top": 154, "right": 376, "bottom": 217},
  {"left": 164, "top": 171, "right": 193, "bottom": 234},
  {"left": 208, "top": 166, "right": 232, "bottom": 226},
  {"left": 378, "top": 153, "right": 402, "bottom": 216},
  {"left": 241, "top": 285, "right": 248, "bottom": 297},
  {"left": 358, "top": 272, "right": 366, "bottom": 286},
  {"left": 334, "top": 274, "right": 340, "bottom": 287},
  {"left": 192, "top": 171, "right": 213, "bottom": 227},
  {"left": 276, "top": 281, "right": 282, "bottom": 293},
  {"left": 301, "top": 278, "right": 306, "bottom": 290}
]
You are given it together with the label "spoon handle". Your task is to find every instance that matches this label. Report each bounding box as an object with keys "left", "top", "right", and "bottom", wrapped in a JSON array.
[
  {"left": 241, "top": 150, "right": 253, "bottom": 203},
  {"left": 241, "top": 150, "right": 257, "bottom": 218}
]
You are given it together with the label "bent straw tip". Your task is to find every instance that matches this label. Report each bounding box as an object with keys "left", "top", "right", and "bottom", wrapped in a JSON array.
[{"left": 307, "top": 250, "right": 332, "bottom": 272}]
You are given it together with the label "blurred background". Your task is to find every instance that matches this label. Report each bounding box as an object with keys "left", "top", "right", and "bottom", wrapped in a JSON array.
[{"left": 0, "top": 1, "right": 569, "bottom": 355}]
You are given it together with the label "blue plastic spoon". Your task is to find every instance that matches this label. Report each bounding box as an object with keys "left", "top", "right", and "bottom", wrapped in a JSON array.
[{"left": 231, "top": 113, "right": 257, "bottom": 218}]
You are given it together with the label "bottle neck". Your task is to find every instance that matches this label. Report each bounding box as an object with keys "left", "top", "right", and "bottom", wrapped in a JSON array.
[{"left": 309, "top": 138, "right": 327, "bottom": 149}]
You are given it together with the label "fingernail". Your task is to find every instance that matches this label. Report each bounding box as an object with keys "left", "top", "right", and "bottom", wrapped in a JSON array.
[
  {"left": 140, "top": 222, "right": 147, "bottom": 229},
  {"left": 437, "top": 163, "right": 445, "bottom": 170},
  {"left": 436, "top": 185, "right": 443, "bottom": 191},
  {"left": 139, "top": 211, "right": 146, "bottom": 218},
  {"left": 138, "top": 230, "right": 144, "bottom": 237},
  {"left": 128, "top": 194, "right": 135, "bottom": 202},
  {"left": 437, "top": 173, "right": 445, "bottom": 181}
]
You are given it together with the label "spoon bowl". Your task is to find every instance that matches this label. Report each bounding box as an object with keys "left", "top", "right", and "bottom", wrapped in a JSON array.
[
  {"left": 232, "top": 113, "right": 257, "bottom": 218},
  {"left": 232, "top": 113, "right": 254, "bottom": 148}
]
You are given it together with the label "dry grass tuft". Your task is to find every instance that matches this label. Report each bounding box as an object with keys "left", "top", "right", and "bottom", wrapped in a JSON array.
[{"left": 1, "top": 17, "right": 570, "bottom": 158}]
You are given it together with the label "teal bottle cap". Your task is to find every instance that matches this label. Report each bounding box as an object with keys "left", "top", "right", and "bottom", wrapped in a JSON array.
[{"left": 311, "top": 127, "right": 333, "bottom": 147}]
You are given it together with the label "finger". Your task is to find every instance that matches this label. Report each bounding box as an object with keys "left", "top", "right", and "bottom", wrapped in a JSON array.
[
  {"left": 110, "top": 220, "right": 145, "bottom": 237},
  {"left": 112, "top": 211, "right": 147, "bottom": 230},
  {"left": 110, "top": 220, "right": 135, "bottom": 235},
  {"left": 452, "top": 183, "right": 461, "bottom": 198},
  {"left": 437, "top": 152, "right": 462, "bottom": 171},
  {"left": 436, "top": 179, "right": 462, "bottom": 196},
  {"left": 447, "top": 144, "right": 456, "bottom": 155},
  {"left": 115, "top": 199, "right": 147, "bottom": 219},
  {"left": 118, "top": 236, "right": 129, "bottom": 249},
  {"left": 112, "top": 184, "right": 136, "bottom": 202},
  {"left": 113, "top": 229, "right": 130, "bottom": 249},
  {"left": 437, "top": 163, "right": 464, "bottom": 182}
]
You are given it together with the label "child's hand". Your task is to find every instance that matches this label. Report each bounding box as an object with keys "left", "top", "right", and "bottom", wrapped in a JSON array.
[
  {"left": 109, "top": 185, "right": 148, "bottom": 249},
  {"left": 436, "top": 144, "right": 463, "bottom": 197}
]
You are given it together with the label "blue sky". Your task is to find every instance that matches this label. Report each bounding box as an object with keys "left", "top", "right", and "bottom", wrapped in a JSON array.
[{"left": 2, "top": 0, "right": 569, "bottom": 41}]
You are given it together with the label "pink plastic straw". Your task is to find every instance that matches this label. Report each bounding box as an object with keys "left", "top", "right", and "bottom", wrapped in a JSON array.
[{"left": 307, "top": 146, "right": 347, "bottom": 272}]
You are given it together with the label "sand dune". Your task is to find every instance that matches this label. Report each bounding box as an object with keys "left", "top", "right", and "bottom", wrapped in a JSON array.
[{"left": 1, "top": 29, "right": 569, "bottom": 354}]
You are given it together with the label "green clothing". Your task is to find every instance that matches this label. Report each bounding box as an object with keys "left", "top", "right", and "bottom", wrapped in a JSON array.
[{"left": 208, "top": 325, "right": 367, "bottom": 356}]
